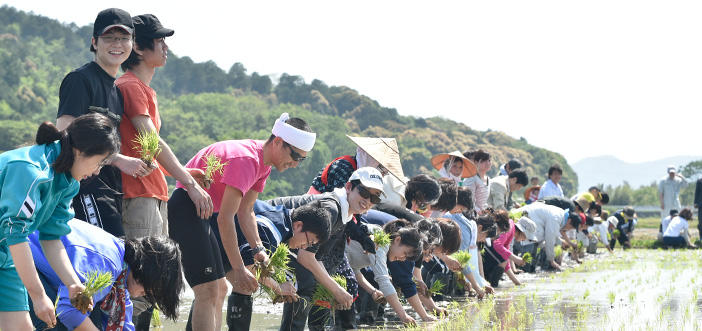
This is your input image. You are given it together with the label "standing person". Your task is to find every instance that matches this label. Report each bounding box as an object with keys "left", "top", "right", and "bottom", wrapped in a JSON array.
[
  {"left": 0, "top": 114, "right": 120, "bottom": 330},
  {"left": 116, "top": 14, "right": 212, "bottom": 329},
  {"left": 28, "top": 219, "right": 184, "bottom": 331},
  {"left": 168, "top": 113, "right": 315, "bottom": 330},
  {"left": 662, "top": 207, "right": 697, "bottom": 249},
  {"left": 462, "top": 149, "right": 492, "bottom": 213},
  {"left": 56, "top": 8, "right": 152, "bottom": 237},
  {"left": 659, "top": 165, "right": 688, "bottom": 222},
  {"left": 486, "top": 168, "right": 528, "bottom": 210},
  {"left": 538, "top": 164, "right": 564, "bottom": 199},
  {"left": 695, "top": 178, "right": 702, "bottom": 240}
]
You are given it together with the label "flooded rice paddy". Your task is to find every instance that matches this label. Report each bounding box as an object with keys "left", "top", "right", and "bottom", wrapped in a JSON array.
[{"left": 156, "top": 249, "right": 702, "bottom": 330}]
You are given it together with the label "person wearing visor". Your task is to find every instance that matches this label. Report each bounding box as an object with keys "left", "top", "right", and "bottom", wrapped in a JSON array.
[
  {"left": 168, "top": 113, "right": 315, "bottom": 330},
  {"left": 266, "top": 167, "right": 384, "bottom": 331}
]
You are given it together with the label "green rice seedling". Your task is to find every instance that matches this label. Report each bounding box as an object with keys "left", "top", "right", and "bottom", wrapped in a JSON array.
[
  {"left": 554, "top": 246, "right": 563, "bottom": 261},
  {"left": 372, "top": 228, "right": 391, "bottom": 248},
  {"left": 509, "top": 210, "right": 523, "bottom": 221},
  {"left": 583, "top": 289, "right": 590, "bottom": 300},
  {"left": 613, "top": 229, "right": 621, "bottom": 238},
  {"left": 451, "top": 250, "right": 471, "bottom": 269},
  {"left": 629, "top": 291, "right": 636, "bottom": 303},
  {"left": 256, "top": 243, "right": 295, "bottom": 303},
  {"left": 72, "top": 270, "right": 113, "bottom": 314},
  {"left": 151, "top": 308, "right": 163, "bottom": 328},
  {"left": 608, "top": 291, "right": 616, "bottom": 306},
  {"left": 311, "top": 274, "right": 347, "bottom": 324},
  {"left": 522, "top": 252, "right": 533, "bottom": 264},
  {"left": 132, "top": 126, "right": 162, "bottom": 168},
  {"left": 201, "top": 153, "right": 228, "bottom": 186},
  {"left": 427, "top": 279, "right": 445, "bottom": 297}
]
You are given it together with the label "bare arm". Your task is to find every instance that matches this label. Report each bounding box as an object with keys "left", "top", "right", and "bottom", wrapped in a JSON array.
[
  {"left": 297, "top": 249, "right": 352, "bottom": 308},
  {"left": 238, "top": 189, "right": 268, "bottom": 262},
  {"left": 218, "top": 185, "right": 258, "bottom": 292},
  {"left": 9, "top": 242, "right": 56, "bottom": 326},
  {"left": 40, "top": 240, "right": 85, "bottom": 298}
]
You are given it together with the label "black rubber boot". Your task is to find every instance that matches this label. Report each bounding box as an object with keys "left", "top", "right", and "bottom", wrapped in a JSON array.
[
  {"left": 133, "top": 306, "right": 153, "bottom": 331},
  {"left": 487, "top": 265, "right": 505, "bottom": 288},
  {"left": 226, "top": 292, "right": 253, "bottom": 331}
]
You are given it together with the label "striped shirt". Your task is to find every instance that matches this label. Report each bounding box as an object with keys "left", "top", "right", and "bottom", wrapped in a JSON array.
[{"left": 462, "top": 175, "right": 489, "bottom": 213}]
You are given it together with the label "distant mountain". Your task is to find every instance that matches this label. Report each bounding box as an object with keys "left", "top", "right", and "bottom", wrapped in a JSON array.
[{"left": 573, "top": 155, "right": 702, "bottom": 192}]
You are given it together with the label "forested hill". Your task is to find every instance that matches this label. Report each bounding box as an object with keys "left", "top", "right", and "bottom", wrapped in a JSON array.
[{"left": 0, "top": 6, "right": 578, "bottom": 199}]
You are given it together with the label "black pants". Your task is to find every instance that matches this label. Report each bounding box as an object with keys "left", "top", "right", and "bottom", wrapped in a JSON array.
[
  {"left": 610, "top": 232, "right": 630, "bottom": 249},
  {"left": 73, "top": 193, "right": 124, "bottom": 237}
]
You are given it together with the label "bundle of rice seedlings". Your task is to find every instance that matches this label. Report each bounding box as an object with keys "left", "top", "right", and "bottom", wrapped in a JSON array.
[
  {"left": 508, "top": 210, "right": 523, "bottom": 221},
  {"left": 577, "top": 241, "right": 584, "bottom": 252},
  {"left": 612, "top": 229, "right": 621, "bottom": 238},
  {"left": 71, "top": 270, "right": 113, "bottom": 314},
  {"left": 151, "top": 308, "right": 163, "bottom": 328},
  {"left": 554, "top": 246, "right": 563, "bottom": 262},
  {"left": 255, "top": 243, "right": 296, "bottom": 303},
  {"left": 451, "top": 250, "right": 471, "bottom": 269},
  {"left": 201, "top": 153, "right": 228, "bottom": 186},
  {"left": 311, "top": 274, "right": 347, "bottom": 325},
  {"left": 522, "top": 252, "right": 533, "bottom": 264},
  {"left": 426, "top": 279, "right": 445, "bottom": 297},
  {"left": 372, "top": 228, "right": 391, "bottom": 248},
  {"left": 132, "top": 126, "right": 161, "bottom": 168}
]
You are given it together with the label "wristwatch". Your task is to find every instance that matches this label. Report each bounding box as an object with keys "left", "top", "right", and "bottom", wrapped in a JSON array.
[{"left": 251, "top": 245, "right": 266, "bottom": 255}]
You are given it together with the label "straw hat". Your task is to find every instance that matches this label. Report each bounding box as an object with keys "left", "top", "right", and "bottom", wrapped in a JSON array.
[
  {"left": 523, "top": 185, "right": 541, "bottom": 200},
  {"left": 346, "top": 135, "right": 405, "bottom": 184},
  {"left": 430, "top": 151, "right": 478, "bottom": 178}
]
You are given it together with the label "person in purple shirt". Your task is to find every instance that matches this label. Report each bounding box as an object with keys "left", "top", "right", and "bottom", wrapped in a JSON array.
[{"left": 28, "top": 219, "right": 184, "bottom": 331}]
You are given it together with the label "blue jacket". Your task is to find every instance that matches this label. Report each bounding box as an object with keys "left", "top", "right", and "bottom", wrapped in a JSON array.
[
  {"left": 29, "top": 219, "right": 132, "bottom": 331},
  {"left": 0, "top": 142, "right": 78, "bottom": 246}
]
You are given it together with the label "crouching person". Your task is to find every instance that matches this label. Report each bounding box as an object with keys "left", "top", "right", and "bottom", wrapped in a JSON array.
[
  {"left": 216, "top": 201, "right": 332, "bottom": 331},
  {"left": 346, "top": 220, "right": 422, "bottom": 326},
  {"left": 28, "top": 219, "right": 184, "bottom": 331}
]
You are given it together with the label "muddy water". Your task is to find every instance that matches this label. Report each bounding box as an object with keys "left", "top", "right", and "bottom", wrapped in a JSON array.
[{"left": 156, "top": 250, "right": 702, "bottom": 330}]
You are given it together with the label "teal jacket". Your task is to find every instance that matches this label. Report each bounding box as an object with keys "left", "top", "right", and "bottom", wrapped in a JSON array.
[{"left": 0, "top": 141, "right": 79, "bottom": 246}]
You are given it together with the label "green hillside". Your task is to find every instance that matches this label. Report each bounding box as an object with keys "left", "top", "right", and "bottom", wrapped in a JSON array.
[{"left": 0, "top": 5, "right": 578, "bottom": 199}]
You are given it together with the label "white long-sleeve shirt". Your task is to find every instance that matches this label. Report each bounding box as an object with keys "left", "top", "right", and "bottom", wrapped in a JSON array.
[
  {"left": 518, "top": 203, "right": 566, "bottom": 262},
  {"left": 345, "top": 225, "right": 396, "bottom": 297},
  {"left": 538, "top": 179, "right": 564, "bottom": 199}
]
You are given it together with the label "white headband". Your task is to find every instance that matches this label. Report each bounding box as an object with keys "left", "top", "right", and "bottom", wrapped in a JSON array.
[{"left": 271, "top": 113, "right": 316, "bottom": 152}]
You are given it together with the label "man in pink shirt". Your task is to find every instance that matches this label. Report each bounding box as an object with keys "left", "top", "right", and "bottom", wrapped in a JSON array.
[{"left": 168, "top": 113, "right": 316, "bottom": 330}]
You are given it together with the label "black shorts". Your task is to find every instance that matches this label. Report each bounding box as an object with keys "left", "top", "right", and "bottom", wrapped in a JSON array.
[
  {"left": 73, "top": 193, "right": 124, "bottom": 237},
  {"left": 168, "top": 188, "right": 225, "bottom": 287}
]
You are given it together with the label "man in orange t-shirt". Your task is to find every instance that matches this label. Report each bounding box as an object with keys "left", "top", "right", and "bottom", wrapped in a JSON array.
[{"left": 115, "top": 14, "right": 213, "bottom": 329}]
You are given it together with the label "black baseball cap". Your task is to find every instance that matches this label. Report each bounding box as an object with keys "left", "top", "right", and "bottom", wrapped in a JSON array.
[
  {"left": 133, "top": 14, "right": 174, "bottom": 39},
  {"left": 93, "top": 8, "right": 134, "bottom": 37}
]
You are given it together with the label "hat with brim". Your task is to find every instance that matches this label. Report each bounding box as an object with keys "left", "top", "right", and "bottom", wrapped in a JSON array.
[
  {"left": 515, "top": 216, "right": 538, "bottom": 242},
  {"left": 346, "top": 135, "right": 405, "bottom": 184},
  {"left": 133, "top": 14, "right": 175, "bottom": 39},
  {"left": 523, "top": 186, "right": 540, "bottom": 200},
  {"left": 430, "top": 151, "right": 478, "bottom": 178}
]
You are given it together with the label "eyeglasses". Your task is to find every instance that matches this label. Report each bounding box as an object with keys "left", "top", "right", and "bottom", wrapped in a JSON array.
[
  {"left": 99, "top": 35, "right": 133, "bottom": 44},
  {"left": 304, "top": 231, "right": 316, "bottom": 246},
  {"left": 355, "top": 184, "right": 381, "bottom": 204},
  {"left": 284, "top": 143, "right": 306, "bottom": 162}
]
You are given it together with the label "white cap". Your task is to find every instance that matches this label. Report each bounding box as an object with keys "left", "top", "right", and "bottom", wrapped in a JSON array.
[
  {"left": 515, "top": 216, "right": 538, "bottom": 241},
  {"left": 349, "top": 167, "right": 385, "bottom": 196},
  {"left": 667, "top": 165, "right": 676, "bottom": 173}
]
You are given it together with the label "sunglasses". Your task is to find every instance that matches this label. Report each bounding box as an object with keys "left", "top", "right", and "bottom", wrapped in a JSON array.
[
  {"left": 355, "top": 184, "right": 381, "bottom": 204},
  {"left": 284, "top": 142, "right": 306, "bottom": 162}
]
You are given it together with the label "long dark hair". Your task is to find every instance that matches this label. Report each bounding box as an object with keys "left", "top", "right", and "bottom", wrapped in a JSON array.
[
  {"left": 383, "top": 219, "right": 422, "bottom": 261},
  {"left": 36, "top": 113, "right": 120, "bottom": 173},
  {"left": 124, "top": 236, "right": 184, "bottom": 321},
  {"left": 404, "top": 174, "right": 441, "bottom": 210}
]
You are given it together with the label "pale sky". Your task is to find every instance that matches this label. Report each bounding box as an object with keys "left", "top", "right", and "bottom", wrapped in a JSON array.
[{"left": 3, "top": 1, "right": 701, "bottom": 164}]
